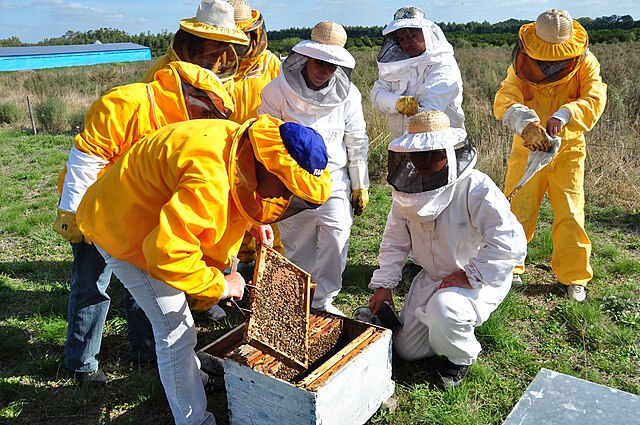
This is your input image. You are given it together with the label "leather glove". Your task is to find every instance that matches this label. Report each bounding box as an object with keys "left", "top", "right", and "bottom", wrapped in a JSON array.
[
  {"left": 52, "top": 209, "right": 85, "bottom": 243},
  {"left": 521, "top": 122, "right": 552, "bottom": 152},
  {"left": 351, "top": 188, "right": 369, "bottom": 216},
  {"left": 396, "top": 96, "right": 419, "bottom": 116}
]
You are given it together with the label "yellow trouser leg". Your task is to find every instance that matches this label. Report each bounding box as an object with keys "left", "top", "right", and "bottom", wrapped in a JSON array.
[{"left": 547, "top": 143, "right": 591, "bottom": 286}]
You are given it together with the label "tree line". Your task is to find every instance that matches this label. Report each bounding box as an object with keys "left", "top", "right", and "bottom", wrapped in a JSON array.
[{"left": 0, "top": 15, "right": 638, "bottom": 55}]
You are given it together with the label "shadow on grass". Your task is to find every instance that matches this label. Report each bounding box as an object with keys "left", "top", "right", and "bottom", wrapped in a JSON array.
[
  {"left": 587, "top": 208, "right": 640, "bottom": 236},
  {"left": 0, "top": 259, "right": 71, "bottom": 285},
  {"left": 390, "top": 352, "right": 450, "bottom": 389}
]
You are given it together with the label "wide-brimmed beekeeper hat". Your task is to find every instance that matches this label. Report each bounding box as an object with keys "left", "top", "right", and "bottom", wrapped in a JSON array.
[
  {"left": 230, "top": 0, "right": 262, "bottom": 31},
  {"left": 180, "top": 0, "right": 249, "bottom": 45},
  {"left": 389, "top": 110, "right": 467, "bottom": 152},
  {"left": 519, "top": 9, "right": 588, "bottom": 61},
  {"left": 229, "top": 0, "right": 267, "bottom": 59},
  {"left": 382, "top": 6, "right": 429, "bottom": 36},
  {"left": 291, "top": 21, "right": 355, "bottom": 69},
  {"left": 387, "top": 111, "right": 475, "bottom": 194}
]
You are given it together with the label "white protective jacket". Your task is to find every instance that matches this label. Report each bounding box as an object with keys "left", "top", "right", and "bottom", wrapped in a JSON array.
[
  {"left": 258, "top": 58, "right": 369, "bottom": 193},
  {"left": 370, "top": 170, "right": 526, "bottom": 320},
  {"left": 371, "top": 20, "right": 465, "bottom": 138}
]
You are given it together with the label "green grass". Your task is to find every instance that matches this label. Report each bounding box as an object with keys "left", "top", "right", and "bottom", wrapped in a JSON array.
[
  {"left": 1, "top": 126, "right": 638, "bottom": 424},
  {"left": 1, "top": 42, "right": 639, "bottom": 423}
]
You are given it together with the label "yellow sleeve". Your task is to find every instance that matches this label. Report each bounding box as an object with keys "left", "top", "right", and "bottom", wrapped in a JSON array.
[
  {"left": 562, "top": 52, "right": 607, "bottom": 133},
  {"left": 141, "top": 176, "right": 228, "bottom": 304},
  {"left": 493, "top": 65, "right": 526, "bottom": 121},
  {"left": 74, "top": 86, "right": 149, "bottom": 161}
]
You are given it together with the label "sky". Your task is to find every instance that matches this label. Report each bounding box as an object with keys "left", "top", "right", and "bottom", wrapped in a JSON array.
[{"left": 1, "top": 0, "right": 639, "bottom": 44}]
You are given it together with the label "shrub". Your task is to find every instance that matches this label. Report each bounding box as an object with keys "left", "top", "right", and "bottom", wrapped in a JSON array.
[
  {"left": 69, "top": 108, "right": 88, "bottom": 134},
  {"left": 34, "top": 97, "right": 68, "bottom": 134},
  {"left": 0, "top": 102, "right": 23, "bottom": 124}
]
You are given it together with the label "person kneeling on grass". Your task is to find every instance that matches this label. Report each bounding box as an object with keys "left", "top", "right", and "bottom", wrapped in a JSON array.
[
  {"left": 368, "top": 111, "right": 527, "bottom": 389},
  {"left": 75, "top": 115, "right": 331, "bottom": 425}
]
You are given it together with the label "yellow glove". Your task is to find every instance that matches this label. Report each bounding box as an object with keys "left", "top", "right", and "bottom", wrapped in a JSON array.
[
  {"left": 521, "top": 122, "right": 551, "bottom": 152},
  {"left": 396, "top": 96, "right": 419, "bottom": 116},
  {"left": 351, "top": 188, "right": 369, "bottom": 216},
  {"left": 52, "top": 209, "right": 85, "bottom": 243}
]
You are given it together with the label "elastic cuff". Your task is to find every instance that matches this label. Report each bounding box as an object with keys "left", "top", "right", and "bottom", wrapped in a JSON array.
[
  {"left": 552, "top": 107, "right": 571, "bottom": 125},
  {"left": 220, "top": 281, "right": 229, "bottom": 300}
]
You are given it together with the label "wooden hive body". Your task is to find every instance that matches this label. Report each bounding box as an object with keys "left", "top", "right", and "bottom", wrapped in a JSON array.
[{"left": 199, "top": 314, "right": 394, "bottom": 425}]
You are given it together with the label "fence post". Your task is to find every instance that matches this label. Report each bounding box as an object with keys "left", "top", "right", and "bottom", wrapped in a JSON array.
[{"left": 26, "top": 96, "right": 37, "bottom": 135}]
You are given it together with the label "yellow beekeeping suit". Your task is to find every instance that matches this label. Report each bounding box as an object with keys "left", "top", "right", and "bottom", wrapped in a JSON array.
[{"left": 494, "top": 15, "right": 607, "bottom": 286}]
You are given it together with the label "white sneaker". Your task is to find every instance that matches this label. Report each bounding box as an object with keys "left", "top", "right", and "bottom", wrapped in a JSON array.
[
  {"left": 511, "top": 274, "right": 523, "bottom": 288},
  {"left": 206, "top": 304, "right": 227, "bottom": 320},
  {"left": 567, "top": 285, "right": 586, "bottom": 302}
]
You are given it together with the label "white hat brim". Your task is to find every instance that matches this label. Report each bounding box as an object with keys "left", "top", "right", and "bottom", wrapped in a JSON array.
[
  {"left": 382, "top": 17, "right": 430, "bottom": 35},
  {"left": 388, "top": 128, "right": 467, "bottom": 152},
  {"left": 292, "top": 40, "right": 355, "bottom": 69}
]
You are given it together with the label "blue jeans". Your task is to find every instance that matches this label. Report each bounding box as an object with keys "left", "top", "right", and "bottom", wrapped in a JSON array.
[
  {"left": 95, "top": 245, "right": 216, "bottom": 425},
  {"left": 64, "top": 241, "right": 156, "bottom": 373}
]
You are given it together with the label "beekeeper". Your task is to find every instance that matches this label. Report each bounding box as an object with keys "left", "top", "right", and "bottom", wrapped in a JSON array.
[
  {"left": 52, "top": 61, "right": 235, "bottom": 385},
  {"left": 371, "top": 6, "right": 464, "bottom": 139},
  {"left": 142, "top": 0, "right": 249, "bottom": 83},
  {"left": 76, "top": 116, "right": 331, "bottom": 425},
  {"left": 494, "top": 9, "right": 607, "bottom": 301},
  {"left": 368, "top": 111, "right": 526, "bottom": 389},
  {"left": 229, "top": 0, "right": 285, "bottom": 273},
  {"left": 258, "top": 21, "right": 369, "bottom": 315}
]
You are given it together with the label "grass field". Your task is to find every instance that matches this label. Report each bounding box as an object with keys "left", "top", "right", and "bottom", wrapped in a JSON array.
[{"left": 0, "top": 43, "right": 639, "bottom": 424}]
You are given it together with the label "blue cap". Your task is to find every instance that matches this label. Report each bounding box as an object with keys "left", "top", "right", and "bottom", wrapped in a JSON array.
[{"left": 280, "top": 122, "right": 328, "bottom": 177}]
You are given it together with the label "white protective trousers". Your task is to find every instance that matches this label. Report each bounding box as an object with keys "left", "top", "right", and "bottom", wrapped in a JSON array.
[
  {"left": 95, "top": 245, "right": 216, "bottom": 425},
  {"left": 278, "top": 193, "right": 353, "bottom": 307},
  {"left": 369, "top": 170, "right": 526, "bottom": 365},
  {"left": 394, "top": 269, "right": 509, "bottom": 365}
]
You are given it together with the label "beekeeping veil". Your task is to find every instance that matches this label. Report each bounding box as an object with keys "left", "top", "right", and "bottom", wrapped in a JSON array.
[
  {"left": 375, "top": 6, "right": 457, "bottom": 86},
  {"left": 282, "top": 21, "right": 355, "bottom": 104},
  {"left": 230, "top": 0, "right": 268, "bottom": 61},
  {"left": 388, "top": 111, "right": 476, "bottom": 221},
  {"left": 176, "top": 0, "right": 250, "bottom": 81},
  {"left": 512, "top": 9, "right": 588, "bottom": 86},
  {"left": 230, "top": 115, "right": 332, "bottom": 226}
]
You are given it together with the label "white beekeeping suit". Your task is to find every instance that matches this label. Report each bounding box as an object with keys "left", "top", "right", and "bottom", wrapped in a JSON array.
[
  {"left": 371, "top": 6, "right": 465, "bottom": 138},
  {"left": 368, "top": 111, "right": 526, "bottom": 388},
  {"left": 259, "top": 21, "right": 369, "bottom": 314}
]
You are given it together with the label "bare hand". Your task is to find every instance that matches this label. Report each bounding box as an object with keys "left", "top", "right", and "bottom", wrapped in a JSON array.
[
  {"left": 546, "top": 117, "right": 563, "bottom": 137},
  {"left": 369, "top": 288, "right": 393, "bottom": 315},
  {"left": 250, "top": 224, "right": 274, "bottom": 247},
  {"left": 224, "top": 272, "right": 246, "bottom": 301},
  {"left": 438, "top": 270, "right": 472, "bottom": 290}
]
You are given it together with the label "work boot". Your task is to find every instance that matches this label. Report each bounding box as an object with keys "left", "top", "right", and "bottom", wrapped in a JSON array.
[
  {"left": 567, "top": 284, "right": 586, "bottom": 302},
  {"left": 75, "top": 369, "right": 108, "bottom": 386},
  {"left": 435, "top": 360, "right": 469, "bottom": 389}
]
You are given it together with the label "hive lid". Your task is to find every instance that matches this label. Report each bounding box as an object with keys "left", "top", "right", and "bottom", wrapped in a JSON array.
[{"left": 245, "top": 244, "right": 314, "bottom": 369}]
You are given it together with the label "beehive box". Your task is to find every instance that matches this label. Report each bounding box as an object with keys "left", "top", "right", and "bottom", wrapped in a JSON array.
[{"left": 198, "top": 312, "right": 394, "bottom": 425}]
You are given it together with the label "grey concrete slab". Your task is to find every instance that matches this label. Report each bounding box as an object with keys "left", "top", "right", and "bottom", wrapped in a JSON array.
[{"left": 504, "top": 368, "right": 640, "bottom": 424}]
